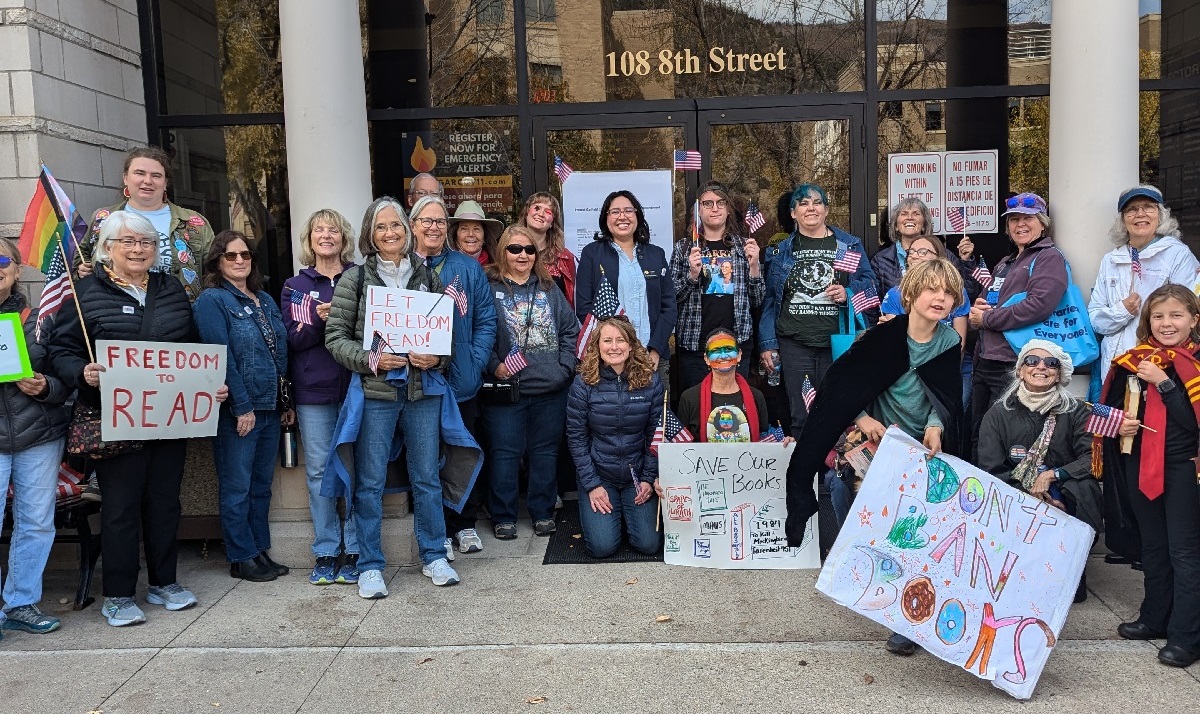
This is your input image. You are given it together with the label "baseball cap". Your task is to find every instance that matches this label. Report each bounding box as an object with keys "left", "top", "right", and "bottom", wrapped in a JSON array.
[{"left": 1117, "top": 186, "right": 1163, "bottom": 212}]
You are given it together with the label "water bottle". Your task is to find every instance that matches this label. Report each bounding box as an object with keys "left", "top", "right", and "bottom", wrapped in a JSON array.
[
  {"left": 280, "top": 421, "right": 298, "bottom": 468},
  {"left": 767, "top": 351, "right": 782, "bottom": 387}
]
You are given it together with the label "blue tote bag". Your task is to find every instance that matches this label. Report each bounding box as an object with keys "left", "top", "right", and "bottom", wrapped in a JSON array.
[
  {"left": 831, "top": 290, "right": 867, "bottom": 360},
  {"left": 999, "top": 253, "right": 1099, "bottom": 367}
]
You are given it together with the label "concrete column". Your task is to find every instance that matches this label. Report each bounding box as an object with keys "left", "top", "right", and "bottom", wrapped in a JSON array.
[
  {"left": 279, "top": 0, "right": 373, "bottom": 269},
  {"left": 1049, "top": 0, "right": 1139, "bottom": 292}
]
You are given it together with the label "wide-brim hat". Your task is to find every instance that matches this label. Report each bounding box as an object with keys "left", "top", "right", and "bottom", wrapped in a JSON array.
[{"left": 448, "top": 199, "right": 503, "bottom": 239}]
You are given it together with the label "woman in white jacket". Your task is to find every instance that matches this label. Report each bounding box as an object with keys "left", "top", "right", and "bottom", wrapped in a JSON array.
[{"left": 1088, "top": 185, "right": 1198, "bottom": 385}]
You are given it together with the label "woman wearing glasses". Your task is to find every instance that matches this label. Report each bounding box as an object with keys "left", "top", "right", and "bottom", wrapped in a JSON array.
[
  {"left": 194, "top": 231, "right": 293, "bottom": 583},
  {"left": 483, "top": 225, "right": 579, "bottom": 540},
  {"left": 878, "top": 236, "right": 969, "bottom": 344},
  {"left": 672, "top": 181, "right": 765, "bottom": 391},
  {"left": 576, "top": 191, "right": 676, "bottom": 374},
  {"left": 49, "top": 212, "right": 228, "bottom": 626},
  {"left": 976, "top": 339, "right": 1099, "bottom": 604},
  {"left": 967, "top": 192, "right": 1068, "bottom": 457},
  {"left": 517, "top": 192, "right": 576, "bottom": 308},
  {"left": 566, "top": 316, "right": 663, "bottom": 558}
]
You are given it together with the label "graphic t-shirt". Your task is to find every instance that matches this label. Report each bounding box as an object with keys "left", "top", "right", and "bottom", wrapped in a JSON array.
[
  {"left": 125, "top": 204, "right": 173, "bottom": 273},
  {"left": 677, "top": 384, "right": 769, "bottom": 444},
  {"left": 776, "top": 235, "right": 839, "bottom": 346},
  {"left": 699, "top": 239, "right": 736, "bottom": 344}
]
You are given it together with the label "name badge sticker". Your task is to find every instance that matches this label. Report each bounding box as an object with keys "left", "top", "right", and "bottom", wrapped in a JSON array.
[
  {"left": 122, "top": 305, "right": 135, "bottom": 314},
  {"left": 244, "top": 306, "right": 253, "bottom": 315}
]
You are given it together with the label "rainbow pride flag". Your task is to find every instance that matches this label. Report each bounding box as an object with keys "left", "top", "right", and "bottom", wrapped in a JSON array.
[{"left": 17, "top": 166, "right": 85, "bottom": 273}]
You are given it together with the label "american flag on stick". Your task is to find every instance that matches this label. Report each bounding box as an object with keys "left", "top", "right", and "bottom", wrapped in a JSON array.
[
  {"left": 35, "top": 248, "right": 70, "bottom": 343},
  {"left": 759, "top": 423, "right": 786, "bottom": 443},
  {"left": 673, "top": 149, "right": 702, "bottom": 171},
  {"left": 972, "top": 257, "right": 993, "bottom": 290},
  {"left": 443, "top": 274, "right": 469, "bottom": 317},
  {"left": 802, "top": 375, "right": 817, "bottom": 411},
  {"left": 744, "top": 203, "right": 765, "bottom": 235},
  {"left": 832, "top": 242, "right": 861, "bottom": 273},
  {"left": 1085, "top": 402, "right": 1125, "bottom": 438},
  {"left": 947, "top": 206, "right": 968, "bottom": 233},
  {"left": 650, "top": 408, "right": 694, "bottom": 455},
  {"left": 288, "top": 288, "right": 314, "bottom": 330},
  {"left": 851, "top": 285, "right": 881, "bottom": 314},
  {"left": 367, "top": 331, "right": 391, "bottom": 376},
  {"left": 502, "top": 345, "right": 528, "bottom": 375},
  {"left": 576, "top": 269, "right": 624, "bottom": 359},
  {"left": 1130, "top": 246, "right": 1142, "bottom": 281},
  {"left": 554, "top": 155, "right": 573, "bottom": 184}
]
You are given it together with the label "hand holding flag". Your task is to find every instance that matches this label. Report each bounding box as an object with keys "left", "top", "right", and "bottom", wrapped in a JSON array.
[
  {"left": 850, "top": 284, "right": 880, "bottom": 314},
  {"left": 367, "top": 331, "right": 391, "bottom": 375},
  {"left": 288, "top": 288, "right": 315, "bottom": 330},
  {"left": 744, "top": 203, "right": 765, "bottom": 235}
]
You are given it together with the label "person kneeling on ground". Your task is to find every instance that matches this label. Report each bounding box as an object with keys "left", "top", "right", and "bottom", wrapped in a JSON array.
[
  {"left": 784, "top": 258, "right": 965, "bottom": 657},
  {"left": 566, "top": 317, "right": 663, "bottom": 558}
]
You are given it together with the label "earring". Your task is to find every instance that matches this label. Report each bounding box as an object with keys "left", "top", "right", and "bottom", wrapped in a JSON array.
[{"left": 123, "top": 186, "right": 131, "bottom": 199}]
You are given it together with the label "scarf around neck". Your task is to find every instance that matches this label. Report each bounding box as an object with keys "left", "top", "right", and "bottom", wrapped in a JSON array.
[{"left": 1016, "top": 384, "right": 1059, "bottom": 414}]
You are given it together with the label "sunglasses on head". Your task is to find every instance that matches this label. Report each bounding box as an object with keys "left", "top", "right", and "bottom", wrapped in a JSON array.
[
  {"left": 505, "top": 244, "right": 538, "bottom": 255},
  {"left": 222, "top": 250, "right": 254, "bottom": 262},
  {"left": 0, "top": 256, "right": 13, "bottom": 268},
  {"left": 1007, "top": 195, "right": 1040, "bottom": 210},
  {"left": 1022, "top": 355, "right": 1061, "bottom": 369}
]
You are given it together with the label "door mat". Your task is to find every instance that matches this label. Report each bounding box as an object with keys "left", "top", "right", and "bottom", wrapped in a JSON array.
[{"left": 541, "top": 499, "right": 665, "bottom": 565}]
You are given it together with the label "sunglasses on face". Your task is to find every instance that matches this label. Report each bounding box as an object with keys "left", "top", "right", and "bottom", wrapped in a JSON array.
[
  {"left": 1022, "top": 355, "right": 1061, "bottom": 369},
  {"left": 0, "top": 256, "right": 13, "bottom": 268},
  {"left": 505, "top": 244, "right": 538, "bottom": 256},
  {"left": 1006, "top": 195, "right": 1040, "bottom": 209},
  {"left": 222, "top": 251, "right": 254, "bottom": 262}
]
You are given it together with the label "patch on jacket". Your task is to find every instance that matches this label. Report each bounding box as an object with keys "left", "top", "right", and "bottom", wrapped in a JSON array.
[{"left": 187, "top": 215, "right": 206, "bottom": 226}]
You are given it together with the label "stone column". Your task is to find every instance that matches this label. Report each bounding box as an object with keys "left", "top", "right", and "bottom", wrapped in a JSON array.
[
  {"left": 279, "top": 0, "right": 373, "bottom": 269},
  {"left": 1049, "top": 0, "right": 1139, "bottom": 291}
]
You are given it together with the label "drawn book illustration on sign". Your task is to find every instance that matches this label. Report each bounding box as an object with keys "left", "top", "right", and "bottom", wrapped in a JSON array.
[
  {"left": 816, "top": 428, "right": 1093, "bottom": 699},
  {"left": 658, "top": 443, "right": 820, "bottom": 569}
]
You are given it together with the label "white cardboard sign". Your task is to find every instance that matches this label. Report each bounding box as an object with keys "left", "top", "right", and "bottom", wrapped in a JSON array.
[
  {"left": 561, "top": 170, "right": 675, "bottom": 259},
  {"left": 98, "top": 340, "right": 227, "bottom": 440},
  {"left": 658, "top": 442, "right": 820, "bottom": 569},
  {"left": 361, "top": 286, "right": 454, "bottom": 355},
  {"left": 816, "top": 428, "right": 1093, "bottom": 699},
  {"left": 886, "top": 150, "right": 999, "bottom": 234}
]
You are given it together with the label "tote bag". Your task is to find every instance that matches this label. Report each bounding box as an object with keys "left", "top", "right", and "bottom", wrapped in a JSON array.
[
  {"left": 1000, "top": 253, "right": 1099, "bottom": 367},
  {"left": 831, "top": 291, "right": 867, "bottom": 361}
]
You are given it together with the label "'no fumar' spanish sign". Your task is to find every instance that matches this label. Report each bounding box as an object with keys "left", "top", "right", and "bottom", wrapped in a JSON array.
[{"left": 887, "top": 150, "right": 999, "bottom": 235}]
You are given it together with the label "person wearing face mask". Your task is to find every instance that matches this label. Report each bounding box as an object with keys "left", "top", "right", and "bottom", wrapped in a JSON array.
[
  {"left": 977, "top": 340, "right": 1100, "bottom": 605},
  {"left": 576, "top": 190, "right": 675, "bottom": 375},
  {"left": 1089, "top": 186, "right": 1199, "bottom": 387},
  {"left": 565, "top": 317, "right": 663, "bottom": 558},
  {"left": 447, "top": 200, "right": 502, "bottom": 267},
  {"left": 76, "top": 146, "right": 215, "bottom": 302},
  {"left": 676, "top": 329, "right": 791, "bottom": 444},
  {"left": 517, "top": 192, "right": 576, "bottom": 308},
  {"left": 410, "top": 196, "right": 498, "bottom": 558}
]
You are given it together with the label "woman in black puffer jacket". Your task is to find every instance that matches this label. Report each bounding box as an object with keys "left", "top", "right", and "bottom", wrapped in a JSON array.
[{"left": 566, "top": 316, "right": 663, "bottom": 558}]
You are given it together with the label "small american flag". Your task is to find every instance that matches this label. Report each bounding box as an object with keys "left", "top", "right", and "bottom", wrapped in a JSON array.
[
  {"left": 801, "top": 375, "right": 817, "bottom": 411},
  {"left": 673, "top": 149, "right": 702, "bottom": 171},
  {"left": 289, "top": 289, "right": 314, "bottom": 329},
  {"left": 972, "top": 257, "right": 993, "bottom": 290},
  {"left": 576, "top": 271, "right": 624, "bottom": 359},
  {"left": 1131, "top": 246, "right": 1142, "bottom": 281},
  {"left": 832, "top": 243, "right": 861, "bottom": 273},
  {"left": 35, "top": 248, "right": 70, "bottom": 343},
  {"left": 443, "top": 274, "right": 468, "bottom": 316},
  {"left": 367, "top": 331, "right": 389, "bottom": 375},
  {"left": 851, "top": 285, "right": 881, "bottom": 314},
  {"left": 554, "top": 155, "right": 573, "bottom": 184},
  {"left": 1085, "top": 402, "right": 1125, "bottom": 438},
  {"left": 650, "top": 408, "right": 694, "bottom": 455},
  {"left": 947, "top": 206, "right": 968, "bottom": 233},
  {"left": 502, "top": 345, "right": 528, "bottom": 375},
  {"left": 759, "top": 424, "right": 786, "bottom": 443},
  {"left": 744, "top": 203, "right": 765, "bottom": 234}
]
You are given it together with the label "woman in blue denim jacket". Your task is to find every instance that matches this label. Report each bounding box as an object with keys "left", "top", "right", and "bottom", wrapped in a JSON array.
[{"left": 194, "top": 230, "right": 292, "bottom": 583}]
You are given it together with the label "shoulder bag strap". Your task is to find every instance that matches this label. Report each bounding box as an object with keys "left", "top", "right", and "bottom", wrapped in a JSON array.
[{"left": 138, "top": 280, "right": 159, "bottom": 340}]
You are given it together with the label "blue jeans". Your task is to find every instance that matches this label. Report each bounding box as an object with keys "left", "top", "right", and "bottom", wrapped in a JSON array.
[
  {"left": 214, "top": 409, "right": 280, "bottom": 563},
  {"left": 825, "top": 468, "right": 853, "bottom": 530},
  {"left": 484, "top": 389, "right": 568, "bottom": 524},
  {"left": 352, "top": 395, "right": 444, "bottom": 570},
  {"left": 961, "top": 350, "right": 975, "bottom": 413},
  {"left": 577, "top": 483, "right": 660, "bottom": 558},
  {"left": 0, "top": 438, "right": 63, "bottom": 616},
  {"left": 297, "top": 404, "right": 358, "bottom": 557}
]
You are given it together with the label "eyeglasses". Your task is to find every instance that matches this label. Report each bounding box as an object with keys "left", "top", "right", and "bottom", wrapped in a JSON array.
[
  {"left": 0, "top": 256, "right": 14, "bottom": 268},
  {"left": 414, "top": 217, "right": 447, "bottom": 229},
  {"left": 700, "top": 199, "right": 728, "bottom": 210},
  {"left": 411, "top": 189, "right": 440, "bottom": 198},
  {"left": 222, "top": 251, "right": 254, "bottom": 262},
  {"left": 113, "top": 237, "right": 157, "bottom": 249},
  {"left": 1006, "top": 195, "right": 1040, "bottom": 210},
  {"left": 374, "top": 221, "right": 406, "bottom": 234},
  {"left": 1021, "top": 355, "right": 1061, "bottom": 369},
  {"left": 607, "top": 207, "right": 636, "bottom": 217},
  {"left": 908, "top": 248, "right": 937, "bottom": 258},
  {"left": 505, "top": 244, "right": 538, "bottom": 255},
  {"left": 1123, "top": 203, "right": 1159, "bottom": 216}
]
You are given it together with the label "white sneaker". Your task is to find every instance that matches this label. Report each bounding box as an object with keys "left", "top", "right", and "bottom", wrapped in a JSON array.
[
  {"left": 443, "top": 537, "right": 456, "bottom": 562},
  {"left": 146, "top": 583, "right": 198, "bottom": 611},
  {"left": 422, "top": 558, "right": 460, "bottom": 586},
  {"left": 456, "top": 528, "right": 483, "bottom": 553},
  {"left": 357, "top": 569, "right": 388, "bottom": 599}
]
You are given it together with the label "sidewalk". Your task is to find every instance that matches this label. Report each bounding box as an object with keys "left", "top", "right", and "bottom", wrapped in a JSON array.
[{"left": 3, "top": 521, "right": 1198, "bottom": 713}]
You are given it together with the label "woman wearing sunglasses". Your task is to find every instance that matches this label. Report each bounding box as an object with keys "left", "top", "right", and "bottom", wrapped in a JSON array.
[
  {"left": 976, "top": 339, "right": 1099, "bottom": 604},
  {"left": 483, "top": 225, "right": 580, "bottom": 540},
  {"left": 49, "top": 212, "right": 227, "bottom": 626},
  {"left": 967, "top": 192, "right": 1068, "bottom": 458},
  {"left": 565, "top": 316, "right": 663, "bottom": 558},
  {"left": 194, "top": 231, "right": 293, "bottom": 583}
]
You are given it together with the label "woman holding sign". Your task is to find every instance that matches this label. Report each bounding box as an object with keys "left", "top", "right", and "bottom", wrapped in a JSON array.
[
  {"left": 48, "top": 211, "right": 223, "bottom": 627},
  {"left": 0, "top": 240, "right": 70, "bottom": 636},
  {"left": 326, "top": 197, "right": 458, "bottom": 596},
  {"left": 194, "top": 231, "right": 292, "bottom": 584}
]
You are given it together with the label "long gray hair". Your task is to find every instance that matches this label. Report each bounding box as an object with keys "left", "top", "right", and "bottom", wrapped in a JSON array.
[
  {"left": 887, "top": 197, "right": 934, "bottom": 244},
  {"left": 1108, "top": 184, "right": 1180, "bottom": 246}
]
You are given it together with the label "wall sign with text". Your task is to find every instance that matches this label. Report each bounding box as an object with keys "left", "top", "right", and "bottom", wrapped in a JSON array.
[
  {"left": 887, "top": 150, "right": 999, "bottom": 234},
  {"left": 606, "top": 47, "right": 787, "bottom": 77}
]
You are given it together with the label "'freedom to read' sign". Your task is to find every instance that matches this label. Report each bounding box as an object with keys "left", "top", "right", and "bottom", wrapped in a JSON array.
[{"left": 98, "top": 341, "right": 227, "bottom": 440}]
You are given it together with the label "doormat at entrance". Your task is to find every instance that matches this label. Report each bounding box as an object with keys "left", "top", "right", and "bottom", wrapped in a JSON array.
[{"left": 541, "top": 499, "right": 664, "bottom": 565}]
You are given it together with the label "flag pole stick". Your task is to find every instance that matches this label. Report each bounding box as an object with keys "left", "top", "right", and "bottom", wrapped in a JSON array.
[
  {"left": 57, "top": 236, "right": 94, "bottom": 363},
  {"left": 656, "top": 384, "right": 668, "bottom": 533}
]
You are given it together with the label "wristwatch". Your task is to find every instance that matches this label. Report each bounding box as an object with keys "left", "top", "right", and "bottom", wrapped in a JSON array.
[{"left": 1157, "top": 379, "right": 1177, "bottom": 395}]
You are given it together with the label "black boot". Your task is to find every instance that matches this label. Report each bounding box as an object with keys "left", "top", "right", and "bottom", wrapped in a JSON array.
[
  {"left": 1074, "top": 571, "right": 1088, "bottom": 603},
  {"left": 257, "top": 552, "right": 289, "bottom": 576},
  {"left": 230, "top": 557, "right": 277, "bottom": 582}
]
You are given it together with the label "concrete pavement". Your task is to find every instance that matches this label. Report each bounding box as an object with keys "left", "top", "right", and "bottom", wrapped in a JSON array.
[{"left": 2, "top": 520, "right": 1198, "bottom": 713}]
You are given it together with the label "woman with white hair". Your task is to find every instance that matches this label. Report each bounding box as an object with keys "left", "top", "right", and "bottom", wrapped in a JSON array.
[
  {"left": 48, "top": 211, "right": 228, "bottom": 626},
  {"left": 976, "top": 339, "right": 1101, "bottom": 602},
  {"left": 1088, "top": 185, "right": 1198, "bottom": 386}
]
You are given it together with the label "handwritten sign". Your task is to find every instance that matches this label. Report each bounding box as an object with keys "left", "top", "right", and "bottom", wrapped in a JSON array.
[
  {"left": 361, "top": 287, "right": 453, "bottom": 356},
  {"left": 97, "top": 340, "right": 227, "bottom": 440},
  {"left": 0, "top": 313, "right": 33, "bottom": 383},
  {"left": 659, "top": 443, "right": 820, "bottom": 569},
  {"left": 816, "top": 428, "right": 1093, "bottom": 699}
]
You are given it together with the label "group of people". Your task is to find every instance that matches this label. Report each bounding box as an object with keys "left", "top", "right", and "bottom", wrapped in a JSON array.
[{"left": 1, "top": 146, "right": 1198, "bottom": 672}]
